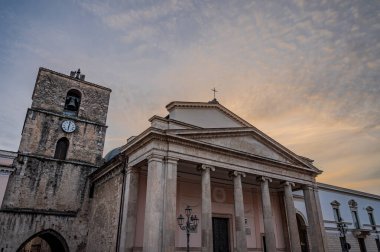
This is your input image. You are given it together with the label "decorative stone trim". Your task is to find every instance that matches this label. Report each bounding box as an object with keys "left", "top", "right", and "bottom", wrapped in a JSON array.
[
  {"left": 330, "top": 200, "right": 340, "bottom": 207},
  {"left": 197, "top": 164, "right": 215, "bottom": 172},
  {"left": 366, "top": 206, "right": 374, "bottom": 212},
  {"left": 0, "top": 207, "right": 77, "bottom": 217},
  {"left": 229, "top": 170, "right": 246, "bottom": 178},
  {"left": 348, "top": 199, "right": 358, "bottom": 209},
  {"left": 281, "top": 181, "right": 295, "bottom": 187},
  {"left": 256, "top": 176, "right": 272, "bottom": 183}
]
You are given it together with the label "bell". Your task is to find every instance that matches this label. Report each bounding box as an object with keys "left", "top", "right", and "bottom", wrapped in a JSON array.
[{"left": 66, "top": 97, "right": 77, "bottom": 110}]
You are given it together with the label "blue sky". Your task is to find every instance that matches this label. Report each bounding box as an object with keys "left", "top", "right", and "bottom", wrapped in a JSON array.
[{"left": 0, "top": 0, "right": 379, "bottom": 194}]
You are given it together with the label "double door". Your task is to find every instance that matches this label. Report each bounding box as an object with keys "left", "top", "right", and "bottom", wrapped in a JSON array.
[{"left": 212, "top": 217, "right": 230, "bottom": 252}]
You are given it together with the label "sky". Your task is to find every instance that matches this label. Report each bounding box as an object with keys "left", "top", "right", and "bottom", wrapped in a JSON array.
[{"left": 0, "top": 0, "right": 379, "bottom": 194}]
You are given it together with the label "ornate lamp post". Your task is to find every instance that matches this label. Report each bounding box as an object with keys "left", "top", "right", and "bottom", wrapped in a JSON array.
[
  {"left": 177, "top": 206, "right": 199, "bottom": 252},
  {"left": 337, "top": 218, "right": 350, "bottom": 251}
]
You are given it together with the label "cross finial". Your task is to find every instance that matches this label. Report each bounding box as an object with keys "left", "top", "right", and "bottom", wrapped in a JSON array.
[{"left": 211, "top": 88, "right": 218, "bottom": 99}]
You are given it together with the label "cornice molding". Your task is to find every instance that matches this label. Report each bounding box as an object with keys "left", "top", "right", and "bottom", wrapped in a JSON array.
[
  {"left": 165, "top": 101, "right": 253, "bottom": 127},
  {"left": 317, "top": 182, "right": 380, "bottom": 200},
  {"left": 122, "top": 129, "right": 319, "bottom": 176}
]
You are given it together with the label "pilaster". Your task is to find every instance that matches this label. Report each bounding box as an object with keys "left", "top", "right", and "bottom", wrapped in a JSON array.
[{"left": 119, "top": 166, "right": 139, "bottom": 252}]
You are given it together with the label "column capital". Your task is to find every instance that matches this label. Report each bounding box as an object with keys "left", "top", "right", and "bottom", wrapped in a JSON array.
[
  {"left": 126, "top": 166, "right": 139, "bottom": 174},
  {"left": 117, "top": 152, "right": 128, "bottom": 163},
  {"left": 281, "top": 181, "right": 295, "bottom": 187},
  {"left": 256, "top": 176, "right": 272, "bottom": 183},
  {"left": 302, "top": 183, "right": 318, "bottom": 191},
  {"left": 147, "top": 153, "right": 164, "bottom": 163},
  {"left": 198, "top": 164, "right": 215, "bottom": 172},
  {"left": 229, "top": 170, "right": 246, "bottom": 178},
  {"left": 165, "top": 156, "right": 179, "bottom": 164}
]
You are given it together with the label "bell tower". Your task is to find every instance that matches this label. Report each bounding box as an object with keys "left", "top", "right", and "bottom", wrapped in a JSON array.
[{"left": 2, "top": 67, "right": 111, "bottom": 212}]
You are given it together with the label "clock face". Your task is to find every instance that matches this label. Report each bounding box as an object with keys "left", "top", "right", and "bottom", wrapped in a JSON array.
[{"left": 61, "top": 120, "right": 76, "bottom": 133}]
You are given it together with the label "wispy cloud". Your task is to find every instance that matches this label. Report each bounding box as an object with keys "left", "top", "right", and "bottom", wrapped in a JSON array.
[{"left": 0, "top": 0, "right": 379, "bottom": 194}]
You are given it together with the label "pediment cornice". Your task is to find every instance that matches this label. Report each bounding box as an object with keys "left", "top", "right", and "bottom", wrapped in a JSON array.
[
  {"left": 166, "top": 101, "right": 253, "bottom": 127},
  {"left": 120, "top": 128, "right": 321, "bottom": 175},
  {"left": 167, "top": 127, "right": 320, "bottom": 173}
]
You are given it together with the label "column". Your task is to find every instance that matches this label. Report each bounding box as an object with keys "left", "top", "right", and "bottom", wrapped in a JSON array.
[
  {"left": 163, "top": 157, "right": 179, "bottom": 252},
  {"left": 143, "top": 154, "right": 165, "bottom": 252},
  {"left": 230, "top": 171, "right": 248, "bottom": 252},
  {"left": 282, "top": 181, "right": 301, "bottom": 252},
  {"left": 198, "top": 164, "right": 215, "bottom": 252},
  {"left": 257, "top": 176, "right": 276, "bottom": 252},
  {"left": 303, "top": 185, "right": 326, "bottom": 252},
  {"left": 119, "top": 166, "right": 139, "bottom": 252}
]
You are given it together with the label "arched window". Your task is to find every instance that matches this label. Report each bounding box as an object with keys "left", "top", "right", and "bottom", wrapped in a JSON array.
[
  {"left": 54, "top": 138, "right": 69, "bottom": 160},
  {"left": 64, "top": 89, "right": 81, "bottom": 116}
]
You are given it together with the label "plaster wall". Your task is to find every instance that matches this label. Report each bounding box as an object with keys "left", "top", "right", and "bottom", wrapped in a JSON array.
[
  {"left": 134, "top": 174, "right": 288, "bottom": 250},
  {"left": 169, "top": 108, "right": 243, "bottom": 128},
  {"left": 317, "top": 188, "right": 380, "bottom": 230},
  {"left": 196, "top": 135, "right": 289, "bottom": 163}
]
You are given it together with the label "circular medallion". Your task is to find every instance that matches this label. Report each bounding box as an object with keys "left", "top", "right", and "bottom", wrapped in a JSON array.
[{"left": 213, "top": 187, "right": 226, "bottom": 203}]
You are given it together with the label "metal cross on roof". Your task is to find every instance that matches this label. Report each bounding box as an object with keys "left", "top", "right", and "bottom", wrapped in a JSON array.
[{"left": 211, "top": 88, "right": 218, "bottom": 99}]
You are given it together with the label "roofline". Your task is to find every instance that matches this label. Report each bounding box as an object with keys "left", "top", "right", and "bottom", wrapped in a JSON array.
[
  {"left": 317, "top": 182, "right": 380, "bottom": 200},
  {"left": 32, "top": 67, "right": 112, "bottom": 100},
  {"left": 165, "top": 101, "right": 253, "bottom": 127},
  {"left": 120, "top": 128, "right": 320, "bottom": 176}
]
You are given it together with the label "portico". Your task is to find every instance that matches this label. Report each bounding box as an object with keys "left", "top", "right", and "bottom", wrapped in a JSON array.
[{"left": 116, "top": 101, "right": 327, "bottom": 251}]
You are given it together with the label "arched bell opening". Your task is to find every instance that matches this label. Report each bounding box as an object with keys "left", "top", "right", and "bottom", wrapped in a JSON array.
[
  {"left": 63, "top": 89, "right": 81, "bottom": 116},
  {"left": 16, "top": 229, "right": 69, "bottom": 252},
  {"left": 296, "top": 213, "right": 309, "bottom": 252}
]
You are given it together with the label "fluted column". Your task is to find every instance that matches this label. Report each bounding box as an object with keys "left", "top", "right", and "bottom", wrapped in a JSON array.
[
  {"left": 198, "top": 164, "right": 215, "bottom": 252},
  {"left": 257, "top": 176, "right": 276, "bottom": 252},
  {"left": 230, "top": 171, "right": 248, "bottom": 252},
  {"left": 303, "top": 185, "right": 327, "bottom": 252},
  {"left": 282, "top": 181, "right": 301, "bottom": 252},
  {"left": 143, "top": 154, "right": 165, "bottom": 252},
  {"left": 119, "top": 166, "right": 139, "bottom": 252},
  {"left": 163, "top": 157, "right": 179, "bottom": 252}
]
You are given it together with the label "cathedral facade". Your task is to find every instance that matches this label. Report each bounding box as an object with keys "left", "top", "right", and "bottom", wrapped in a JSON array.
[{"left": 0, "top": 68, "right": 379, "bottom": 252}]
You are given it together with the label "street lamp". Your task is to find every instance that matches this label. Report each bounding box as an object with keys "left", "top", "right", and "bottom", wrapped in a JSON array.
[
  {"left": 337, "top": 218, "right": 350, "bottom": 251},
  {"left": 177, "top": 206, "right": 199, "bottom": 252}
]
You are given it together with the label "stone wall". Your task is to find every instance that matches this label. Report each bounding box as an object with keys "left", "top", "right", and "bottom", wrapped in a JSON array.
[
  {"left": 86, "top": 167, "right": 123, "bottom": 252},
  {"left": 32, "top": 68, "right": 111, "bottom": 125},
  {"left": 18, "top": 110, "right": 106, "bottom": 164},
  {"left": 0, "top": 200, "right": 90, "bottom": 252},
  {"left": 2, "top": 156, "right": 95, "bottom": 211}
]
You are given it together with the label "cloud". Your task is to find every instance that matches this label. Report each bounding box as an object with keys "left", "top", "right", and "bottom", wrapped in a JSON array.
[{"left": 0, "top": 0, "right": 379, "bottom": 194}]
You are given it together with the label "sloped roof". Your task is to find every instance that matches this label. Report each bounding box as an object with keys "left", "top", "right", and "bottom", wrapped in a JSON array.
[{"left": 166, "top": 100, "right": 253, "bottom": 128}]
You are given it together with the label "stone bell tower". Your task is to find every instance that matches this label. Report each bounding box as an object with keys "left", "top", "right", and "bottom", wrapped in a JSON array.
[{"left": 0, "top": 67, "right": 111, "bottom": 252}]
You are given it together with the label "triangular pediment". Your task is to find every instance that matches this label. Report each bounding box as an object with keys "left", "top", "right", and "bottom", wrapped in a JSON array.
[
  {"left": 170, "top": 128, "right": 320, "bottom": 172},
  {"left": 166, "top": 101, "right": 252, "bottom": 128}
]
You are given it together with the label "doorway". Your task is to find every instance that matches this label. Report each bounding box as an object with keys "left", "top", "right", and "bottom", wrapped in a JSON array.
[
  {"left": 17, "top": 230, "right": 69, "bottom": 252},
  {"left": 212, "top": 217, "right": 230, "bottom": 252},
  {"left": 296, "top": 213, "right": 309, "bottom": 252},
  {"left": 358, "top": 238, "right": 367, "bottom": 252}
]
